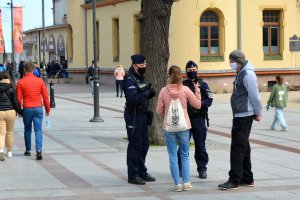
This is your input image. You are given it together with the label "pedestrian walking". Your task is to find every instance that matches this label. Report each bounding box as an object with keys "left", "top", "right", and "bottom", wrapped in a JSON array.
[
  {"left": 87, "top": 60, "right": 100, "bottom": 95},
  {"left": 122, "top": 54, "right": 156, "bottom": 185},
  {"left": 16, "top": 62, "right": 50, "bottom": 160},
  {"left": 156, "top": 65, "right": 201, "bottom": 192},
  {"left": 114, "top": 64, "right": 125, "bottom": 97},
  {"left": 33, "top": 63, "right": 41, "bottom": 78},
  {"left": 18, "top": 61, "right": 25, "bottom": 79},
  {"left": 0, "top": 72, "right": 23, "bottom": 161},
  {"left": 218, "top": 50, "right": 262, "bottom": 190},
  {"left": 178, "top": 60, "right": 213, "bottom": 179},
  {"left": 0, "top": 63, "right": 7, "bottom": 72},
  {"left": 267, "top": 75, "right": 288, "bottom": 132}
]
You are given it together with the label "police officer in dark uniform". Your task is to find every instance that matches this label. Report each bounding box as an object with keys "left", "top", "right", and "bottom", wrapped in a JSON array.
[
  {"left": 179, "top": 60, "right": 213, "bottom": 179},
  {"left": 122, "top": 54, "right": 156, "bottom": 185}
]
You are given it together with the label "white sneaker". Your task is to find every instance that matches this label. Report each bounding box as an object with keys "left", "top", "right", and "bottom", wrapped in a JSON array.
[
  {"left": 280, "top": 128, "right": 288, "bottom": 132},
  {"left": 0, "top": 149, "right": 5, "bottom": 161},
  {"left": 183, "top": 182, "right": 193, "bottom": 191},
  {"left": 172, "top": 184, "right": 182, "bottom": 192},
  {"left": 7, "top": 151, "right": 12, "bottom": 158}
]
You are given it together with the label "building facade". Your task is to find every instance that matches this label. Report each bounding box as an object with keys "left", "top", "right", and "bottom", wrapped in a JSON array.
[
  {"left": 23, "top": 24, "right": 67, "bottom": 64},
  {"left": 68, "top": 0, "right": 300, "bottom": 91},
  {"left": 23, "top": 0, "right": 68, "bottom": 66}
]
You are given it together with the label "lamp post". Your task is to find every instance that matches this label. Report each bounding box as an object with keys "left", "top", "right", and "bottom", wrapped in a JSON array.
[
  {"left": 7, "top": 0, "right": 16, "bottom": 83},
  {"left": 89, "top": 0, "right": 103, "bottom": 122},
  {"left": 41, "top": 0, "right": 47, "bottom": 84}
]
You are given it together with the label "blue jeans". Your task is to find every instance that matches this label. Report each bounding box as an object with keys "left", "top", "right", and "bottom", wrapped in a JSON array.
[
  {"left": 271, "top": 108, "right": 288, "bottom": 129},
  {"left": 164, "top": 130, "right": 190, "bottom": 185},
  {"left": 23, "top": 107, "right": 43, "bottom": 153}
]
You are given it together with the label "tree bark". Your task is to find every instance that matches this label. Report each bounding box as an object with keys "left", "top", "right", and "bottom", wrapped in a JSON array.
[{"left": 139, "top": 0, "right": 174, "bottom": 145}]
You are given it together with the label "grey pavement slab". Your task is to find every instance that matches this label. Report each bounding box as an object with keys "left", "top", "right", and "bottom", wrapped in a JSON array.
[{"left": 1, "top": 83, "right": 299, "bottom": 199}]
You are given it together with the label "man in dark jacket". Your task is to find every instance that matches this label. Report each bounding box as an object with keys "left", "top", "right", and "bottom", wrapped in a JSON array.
[
  {"left": 122, "top": 54, "right": 156, "bottom": 185},
  {"left": 218, "top": 50, "right": 262, "bottom": 190},
  {"left": 87, "top": 60, "right": 100, "bottom": 95}
]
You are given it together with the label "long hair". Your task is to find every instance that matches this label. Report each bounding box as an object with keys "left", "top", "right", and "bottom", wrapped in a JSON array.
[
  {"left": 0, "top": 71, "right": 15, "bottom": 89},
  {"left": 168, "top": 65, "right": 182, "bottom": 85},
  {"left": 276, "top": 75, "right": 284, "bottom": 84}
]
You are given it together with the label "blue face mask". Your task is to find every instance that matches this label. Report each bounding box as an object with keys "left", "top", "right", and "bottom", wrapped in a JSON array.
[
  {"left": 229, "top": 62, "right": 239, "bottom": 70},
  {"left": 187, "top": 71, "right": 197, "bottom": 80}
]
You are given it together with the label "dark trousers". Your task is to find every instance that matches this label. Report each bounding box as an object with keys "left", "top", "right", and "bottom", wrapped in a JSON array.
[
  {"left": 178, "top": 116, "right": 208, "bottom": 173},
  {"left": 229, "top": 115, "right": 254, "bottom": 184},
  {"left": 124, "top": 112, "right": 149, "bottom": 179},
  {"left": 116, "top": 80, "right": 123, "bottom": 96},
  {"left": 190, "top": 117, "right": 209, "bottom": 172}
]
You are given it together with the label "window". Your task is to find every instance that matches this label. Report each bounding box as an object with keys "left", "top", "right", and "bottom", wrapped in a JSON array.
[
  {"left": 200, "top": 11, "right": 219, "bottom": 56},
  {"left": 112, "top": 18, "right": 120, "bottom": 62},
  {"left": 263, "top": 10, "right": 280, "bottom": 54},
  {"left": 67, "top": 25, "right": 73, "bottom": 61},
  {"left": 133, "top": 15, "right": 141, "bottom": 54}
]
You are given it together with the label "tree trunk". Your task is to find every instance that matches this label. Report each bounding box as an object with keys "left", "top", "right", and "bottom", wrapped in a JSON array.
[{"left": 139, "top": 0, "right": 174, "bottom": 145}]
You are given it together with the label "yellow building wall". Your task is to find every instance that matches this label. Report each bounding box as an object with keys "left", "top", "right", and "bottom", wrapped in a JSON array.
[
  {"left": 85, "top": 1, "right": 140, "bottom": 69},
  {"left": 170, "top": 0, "right": 237, "bottom": 70},
  {"left": 242, "top": 0, "right": 300, "bottom": 69},
  {"left": 170, "top": 0, "right": 300, "bottom": 70},
  {"left": 68, "top": 0, "right": 300, "bottom": 71},
  {"left": 24, "top": 27, "right": 67, "bottom": 64},
  {"left": 67, "top": 0, "right": 86, "bottom": 68}
]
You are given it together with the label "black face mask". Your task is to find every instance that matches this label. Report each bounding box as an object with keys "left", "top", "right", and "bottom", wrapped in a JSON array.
[
  {"left": 137, "top": 67, "right": 146, "bottom": 75},
  {"left": 187, "top": 71, "right": 197, "bottom": 80}
]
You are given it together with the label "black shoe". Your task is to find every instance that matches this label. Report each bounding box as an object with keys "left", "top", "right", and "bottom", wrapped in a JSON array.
[
  {"left": 36, "top": 152, "right": 43, "bottom": 160},
  {"left": 240, "top": 180, "right": 254, "bottom": 187},
  {"left": 24, "top": 151, "right": 31, "bottom": 156},
  {"left": 218, "top": 180, "right": 239, "bottom": 190},
  {"left": 198, "top": 171, "right": 207, "bottom": 179},
  {"left": 128, "top": 177, "right": 146, "bottom": 185},
  {"left": 141, "top": 174, "right": 156, "bottom": 182},
  {"left": 116, "top": 95, "right": 118, "bottom": 97}
]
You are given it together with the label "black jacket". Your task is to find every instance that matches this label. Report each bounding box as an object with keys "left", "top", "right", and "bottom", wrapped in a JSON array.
[{"left": 0, "top": 82, "right": 23, "bottom": 115}]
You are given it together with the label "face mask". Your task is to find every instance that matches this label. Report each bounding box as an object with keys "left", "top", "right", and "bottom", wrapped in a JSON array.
[
  {"left": 229, "top": 62, "right": 238, "bottom": 70},
  {"left": 137, "top": 67, "right": 146, "bottom": 75},
  {"left": 187, "top": 71, "right": 197, "bottom": 80}
]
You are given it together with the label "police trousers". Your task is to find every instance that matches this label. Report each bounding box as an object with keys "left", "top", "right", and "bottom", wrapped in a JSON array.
[
  {"left": 124, "top": 111, "right": 149, "bottom": 179},
  {"left": 190, "top": 116, "right": 209, "bottom": 172}
]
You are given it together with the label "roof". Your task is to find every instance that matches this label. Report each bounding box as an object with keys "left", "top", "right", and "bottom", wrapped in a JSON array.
[{"left": 23, "top": 24, "right": 68, "bottom": 34}]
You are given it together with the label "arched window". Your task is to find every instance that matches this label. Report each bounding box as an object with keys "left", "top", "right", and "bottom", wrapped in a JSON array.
[
  {"left": 200, "top": 11, "right": 219, "bottom": 56},
  {"left": 67, "top": 25, "right": 73, "bottom": 60}
]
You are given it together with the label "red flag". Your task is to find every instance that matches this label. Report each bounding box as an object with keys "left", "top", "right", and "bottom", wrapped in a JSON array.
[
  {"left": 0, "top": 9, "right": 4, "bottom": 53},
  {"left": 13, "top": 7, "right": 23, "bottom": 53}
]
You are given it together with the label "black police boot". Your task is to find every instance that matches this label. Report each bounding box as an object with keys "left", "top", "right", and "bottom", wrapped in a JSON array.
[
  {"left": 128, "top": 177, "right": 146, "bottom": 185},
  {"left": 198, "top": 171, "right": 207, "bottom": 179},
  {"left": 141, "top": 173, "right": 156, "bottom": 182}
]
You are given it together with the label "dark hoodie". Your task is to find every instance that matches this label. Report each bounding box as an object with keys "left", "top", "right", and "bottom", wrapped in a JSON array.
[{"left": 0, "top": 79, "right": 23, "bottom": 115}]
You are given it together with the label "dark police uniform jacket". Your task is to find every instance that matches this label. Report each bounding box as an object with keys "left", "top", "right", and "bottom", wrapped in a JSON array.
[{"left": 183, "top": 77, "right": 213, "bottom": 124}]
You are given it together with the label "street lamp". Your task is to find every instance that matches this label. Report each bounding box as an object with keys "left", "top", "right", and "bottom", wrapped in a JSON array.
[
  {"left": 41, "top": 0, "right": 47, "bottom": 84},
  {"left": 89, "top": 0, "right": 103, "bottom": 122},
  {"left": 7, "top": 0, "right": 16, "bottom": 83}
]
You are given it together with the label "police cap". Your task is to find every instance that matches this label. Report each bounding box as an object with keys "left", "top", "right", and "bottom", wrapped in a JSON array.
[
  {"left": 186, "top": 60, "right": 198, "bottom": 69},
  {"left": 131, "top": 54, "right": 146, "bottom": 64}
]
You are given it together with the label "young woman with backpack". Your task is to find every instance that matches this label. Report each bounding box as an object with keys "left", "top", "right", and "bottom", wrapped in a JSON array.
[{"left": 156, "top": 65, "right": 201, "bottom": 192}]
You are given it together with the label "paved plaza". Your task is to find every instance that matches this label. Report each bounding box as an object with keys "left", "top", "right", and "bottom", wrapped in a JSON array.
[{"left": 0, "top": 82, "right": 300, "bottom": 200}]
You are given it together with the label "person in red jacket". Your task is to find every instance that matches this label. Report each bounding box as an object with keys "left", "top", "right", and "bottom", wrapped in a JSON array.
[{"left": 16, "top": 62, "right": 50, "bottom": 160}]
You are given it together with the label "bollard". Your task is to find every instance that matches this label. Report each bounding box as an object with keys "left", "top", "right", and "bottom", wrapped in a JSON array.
[{"left": 49, "top": 81, "right": 56, "bottom": 108}]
